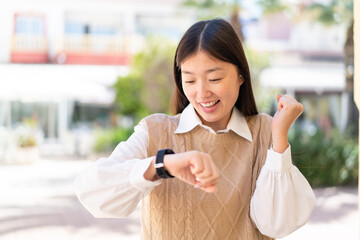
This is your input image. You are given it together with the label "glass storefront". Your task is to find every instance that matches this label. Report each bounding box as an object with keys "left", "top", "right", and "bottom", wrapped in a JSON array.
[{"left": 0, "top": 100, "right": 112, "bottom": 140}]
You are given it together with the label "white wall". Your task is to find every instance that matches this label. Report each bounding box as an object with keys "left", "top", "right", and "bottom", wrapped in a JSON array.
[
  {"left": 289, "top": 21, "right": 347, "bottom": 53},
  {"left": 0, "top": 3, "right": 15, "bottom": 62}
]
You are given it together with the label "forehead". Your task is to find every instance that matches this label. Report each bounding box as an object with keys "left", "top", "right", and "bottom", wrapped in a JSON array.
[{"left": 180, "top": 51, "right": 230, "bottom": 71}]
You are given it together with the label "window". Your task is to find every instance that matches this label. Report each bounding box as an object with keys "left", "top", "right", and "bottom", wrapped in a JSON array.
[{"left": 15, "top": 15, "right": 44, "bottom": 34}]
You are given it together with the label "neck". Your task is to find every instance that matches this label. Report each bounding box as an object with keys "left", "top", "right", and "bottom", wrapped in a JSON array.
[{"left": 197, "top": 110, "right": 233, "bottom": 132}]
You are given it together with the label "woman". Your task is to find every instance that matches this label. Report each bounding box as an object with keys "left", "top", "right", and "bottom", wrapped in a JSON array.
[{"left": 75, "top": 19, "right": 315, "bottom": 239}]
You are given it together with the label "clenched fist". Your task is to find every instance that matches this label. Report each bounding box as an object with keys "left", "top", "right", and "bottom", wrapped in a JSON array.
[
  {"left": 164, "top": 151, "right": 220, "bottom": 193},
  {"left": 272, "top": 94, "right": 304, "bottom": 153}
]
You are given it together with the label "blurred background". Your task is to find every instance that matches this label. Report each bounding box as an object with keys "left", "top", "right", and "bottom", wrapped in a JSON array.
[{"left": 0, "top": 0, "right": 358, "bottom": 239}]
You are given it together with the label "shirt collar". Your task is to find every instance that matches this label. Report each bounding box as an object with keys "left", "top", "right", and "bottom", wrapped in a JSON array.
[{"left": 174, "top": 104, "right": 253, "bottom": 142}]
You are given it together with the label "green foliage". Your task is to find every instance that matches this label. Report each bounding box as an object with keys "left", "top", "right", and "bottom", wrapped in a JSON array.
[
  {"left": 113, "top": 36, "right": 176, "bottom": 122},
  {"left": 93, "top": 127, "right": 134, "bottom": 153},
  {"left": 132, "top": 36, "right": 176, "bottom": 115},
  {"left": 245, "top": 46, "right": 270, "bottom": 83},
  {"left": 15, "top": 118, "right": 38, "bottom": 147},
  {"left": 256, "top": 0, "right": 288, "bottom": 15},
  {"left": 306, "top": 0, "right": 353, "bottom": 26},
  {"left": 182, "top": 0, "right": 237, "bottom": 21},
  {"left": 183, "top": 0, "right": 235, "bottom": 9},
  {"left": 104, "top": 37, "right": 176, "bottom": 154},
  {"left": 244, "top": 46, "right": 274, "bottom": 114},
  {"left": 289, "top": 127, "right": 358, "bottom": 187},
  {"left": 183, "top": 0, "right": 218, "bottom": 8},
  {"left": 17, "top": 134, "right": 37, "bottom": 147},
  {"left": 114, "top": 74, "right": 147, "bottom": 118}
]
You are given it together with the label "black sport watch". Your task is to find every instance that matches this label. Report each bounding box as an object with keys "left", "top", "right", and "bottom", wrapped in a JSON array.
[{"left": 155, "top": 148, "right": 175, "bottom": 179}]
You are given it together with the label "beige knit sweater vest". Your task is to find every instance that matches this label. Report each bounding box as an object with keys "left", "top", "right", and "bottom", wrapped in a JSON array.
[{"left": 141, "top": 113, "right": 274, "bottom": 240}]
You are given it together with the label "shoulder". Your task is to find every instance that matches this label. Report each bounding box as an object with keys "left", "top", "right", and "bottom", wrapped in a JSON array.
[
  {"left": 245, "top": 113, "right": 273, "bottom": 142},
  {"left": 142, "top": 113, "right": 180, "bottom": 124},
  {"left": 141, "top": 113, "right": 181, "bottom": 131},
  {"left": 142, "top": 114, "right": 182, "bottom": 154},
  {"left": 246, "top": 113, "right": 272, "bottom": 129}
]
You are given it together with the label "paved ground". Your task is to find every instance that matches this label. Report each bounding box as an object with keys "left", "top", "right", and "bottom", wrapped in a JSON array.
[{"left": 0, "top": 158, "right": 358, "bottom": 240}]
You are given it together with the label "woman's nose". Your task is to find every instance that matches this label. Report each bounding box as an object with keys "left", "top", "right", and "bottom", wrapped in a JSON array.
[{"left": 197, "top": 81, "right": 212, "bottom": 98}]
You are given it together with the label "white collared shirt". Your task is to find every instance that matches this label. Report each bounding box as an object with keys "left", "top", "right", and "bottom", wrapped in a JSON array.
[
  {"left": 75, "top": 105, "right": 316, "bottom": 238},
  {"left": 175, "top": 104, "right": 253, "bottom": 142}
]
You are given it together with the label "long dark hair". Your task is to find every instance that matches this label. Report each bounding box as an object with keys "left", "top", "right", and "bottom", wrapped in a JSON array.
[{"left": 171, "top": 18, "right": 258, "bottom": 116}]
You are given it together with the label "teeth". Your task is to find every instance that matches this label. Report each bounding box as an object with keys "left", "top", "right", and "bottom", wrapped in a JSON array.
[{"left": 200, "top": 100, "right": 218, "bottom": 108}]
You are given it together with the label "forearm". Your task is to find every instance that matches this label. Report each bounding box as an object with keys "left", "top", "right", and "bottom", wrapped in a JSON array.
[
  {"left": 75, "top": 156, "right": 159, "bottom": 218},
  {"left": 75, "top": 120, "right": 160, "bottom": 218},
  {"left": 143, "top": 157, "right": 157, "bottom": 181},
  {"left": 272, "top": 131, "right": 289, "bottom": 153}
]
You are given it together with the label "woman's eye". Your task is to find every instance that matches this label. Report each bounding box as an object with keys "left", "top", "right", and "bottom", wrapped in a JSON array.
[
  {"left": 209, "top": 78, "right": 222, "bottom": 82},
  {"left": 185, "top": 80, "right": 195, "bottom": 84}
]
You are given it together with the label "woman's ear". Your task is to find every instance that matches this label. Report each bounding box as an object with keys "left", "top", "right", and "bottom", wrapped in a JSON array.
[{"left": 238, "top": 74, "right": 245, "bottom": 85}]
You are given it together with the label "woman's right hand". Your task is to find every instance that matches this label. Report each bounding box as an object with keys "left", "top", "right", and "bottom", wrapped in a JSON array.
[{"left": 163, "top": 151, "right": 220, "bottom": 193}]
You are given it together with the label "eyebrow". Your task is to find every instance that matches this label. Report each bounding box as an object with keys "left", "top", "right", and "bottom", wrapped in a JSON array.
[{"left": 181, "top": 67, "right": 224, "bottom": 75}]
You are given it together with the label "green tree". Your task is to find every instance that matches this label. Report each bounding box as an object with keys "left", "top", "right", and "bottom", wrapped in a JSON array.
[
  {"left": 257, "top": 0, "right": 288, "bottom": 15},
  {"left": 114, "top": 36, "right": 176, "bottom": 122},
  {"left": 114, "top": 74, "right": 146, "bottom": 119},
  {"left": 133, "top": 36, "right": 176, "bottom": 115},
  {"left": 306, "top": 0, "right": 353, "bottom": 26},
  {"left": 94, "top": 37, "right": 176, "bottom": 154},
  {"left": 244, "top": 48, "right": 272, "bottom": 113}
]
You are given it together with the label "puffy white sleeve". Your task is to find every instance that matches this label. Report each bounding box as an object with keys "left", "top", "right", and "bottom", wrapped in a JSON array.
[
  {"left": 250, "top": 145, "right": 316, "bottom": 238},
  {"left": 74, "top": 120, "right": 162, "bottom": 218}
]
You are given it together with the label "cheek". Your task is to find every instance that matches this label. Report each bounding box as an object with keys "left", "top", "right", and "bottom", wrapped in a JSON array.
[
  {"left": 182, "top": 83, "right": 193, "bottom": 101},
  {"left": 220, "top": 85, "right": 240, "bottom": 102},
  {"left": 218, "top": 85, "right": 236, "bottom": 97}
]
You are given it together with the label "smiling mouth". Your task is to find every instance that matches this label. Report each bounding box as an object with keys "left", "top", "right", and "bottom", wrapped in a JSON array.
[{"left": 199, "top": 100, "right": 220, "bottom": 108}]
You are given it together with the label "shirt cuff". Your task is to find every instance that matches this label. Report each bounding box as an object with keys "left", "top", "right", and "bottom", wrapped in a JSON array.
[
  {"left": 129, "top": 156, "right": 162, "bottom": 192},
  {"left": 264, "top": 145, "right": 292, "bottom": 171}
]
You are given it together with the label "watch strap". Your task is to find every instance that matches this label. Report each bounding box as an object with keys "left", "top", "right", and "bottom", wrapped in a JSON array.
[{"left": 155, "top": 148, "right": 175, "bottom": 179}]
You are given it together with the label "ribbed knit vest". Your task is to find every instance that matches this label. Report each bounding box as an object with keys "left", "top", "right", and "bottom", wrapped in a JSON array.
[{"left": 141, "top": 113, "right": 274, "bottom": 240}]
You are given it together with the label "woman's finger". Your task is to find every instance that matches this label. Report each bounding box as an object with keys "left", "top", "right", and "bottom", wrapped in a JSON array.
[
  {"left": 196, "top": 178, "right": 219, "bottom": 189},
  {"left": 195, "top": 157, "right": 219, "bottom": 188},
  {"left": 283, "top": 94, "right": 297, "bottom": 102},
  {"left": 195, "top": 153, "right": 216, "bottom": 179},
  {"left": 202, "top": 159, "right": 220, "bottom": 185},
  {"left": 189, "top": 152, "right": 204, "bottom": 175},
  {"left": 201, "top": 185, "right": 217, "bottom": 193}
]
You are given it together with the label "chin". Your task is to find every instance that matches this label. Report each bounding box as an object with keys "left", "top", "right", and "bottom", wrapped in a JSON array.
[{"left": 200, "top": 115, "right": 219, "bottom": 124}]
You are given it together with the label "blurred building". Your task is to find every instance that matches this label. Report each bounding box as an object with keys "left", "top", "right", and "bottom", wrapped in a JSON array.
[
  {"left": 0, "top": 0, "right": 352, "bottom": 161},
  {"left": 0, "top": 0, "right": 191, "bottom": 160},
  {"left": 242, "top": 0, "right": 353, "bottom": 134}
]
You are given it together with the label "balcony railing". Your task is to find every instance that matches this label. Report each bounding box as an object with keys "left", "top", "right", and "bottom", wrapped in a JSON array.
[
  {"left": 56, "top": 34, "right": 143, "bottom": 65},
  {"left": 11, "top": 34, "right": 49, "bottom": 63},
  {"left": 11, "top": 34, "right": 48, "bottom": 53},
  {"left": 63, "top": 35, "right": 126, "bottom": 54}
]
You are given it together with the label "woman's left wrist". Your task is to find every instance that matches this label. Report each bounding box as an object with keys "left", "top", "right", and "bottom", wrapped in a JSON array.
[
  {"left": 272, "top": 142, "right": 289, "bottom": 154},
  {"left": 272, "top": 133, "right": 289, "bottom": 153}
]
